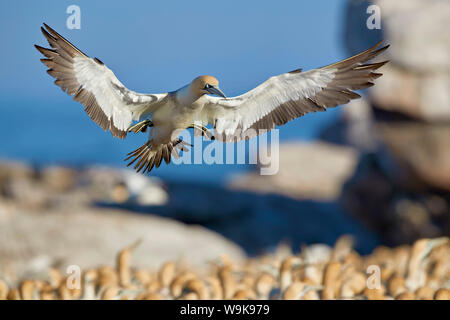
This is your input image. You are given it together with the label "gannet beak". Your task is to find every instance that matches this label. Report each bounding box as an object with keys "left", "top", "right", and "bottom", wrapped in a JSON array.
[{"left": 206, "top": 86, "right": 227, "bottom": 98}]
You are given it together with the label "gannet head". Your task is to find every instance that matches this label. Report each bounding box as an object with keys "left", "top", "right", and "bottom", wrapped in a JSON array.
[{"left": 191, "top": 75, "right": 226, "bottom": 98}]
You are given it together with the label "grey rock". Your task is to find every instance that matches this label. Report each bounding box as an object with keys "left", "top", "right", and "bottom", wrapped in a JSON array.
[
  {"left": 228, "top": 142, "right": 359, "bottom": 201},
  {"left": 376, "top": 121, "right": 450, "bottom": 191},
  {"left": 0, "top": 205, "right": 244, "bottom": 285},
  {"left": 345, "top": 0, "right": 450, "bottom": 121}
]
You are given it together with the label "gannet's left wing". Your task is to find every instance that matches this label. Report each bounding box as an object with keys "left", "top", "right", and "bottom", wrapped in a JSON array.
[
  {"left": 35, "top": 23, "right": 167, "bottom": 139},
  {"left": 203, "top": 42, "right": 389, "bottom": 141}
]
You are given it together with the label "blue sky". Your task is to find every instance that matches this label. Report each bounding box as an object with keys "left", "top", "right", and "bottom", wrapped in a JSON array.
[{"left": 0, "top": 0, "right": 349, "bottom": 183}]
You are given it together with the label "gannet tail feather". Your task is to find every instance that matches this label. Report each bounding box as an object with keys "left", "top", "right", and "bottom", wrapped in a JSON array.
[{"left": 124, "top": 139, "right": 191, "bottom": 174}]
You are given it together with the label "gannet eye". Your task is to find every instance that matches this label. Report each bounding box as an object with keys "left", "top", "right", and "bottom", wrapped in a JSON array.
[{"left": 204, "top": 84, "right": 212, "bottom": 90}]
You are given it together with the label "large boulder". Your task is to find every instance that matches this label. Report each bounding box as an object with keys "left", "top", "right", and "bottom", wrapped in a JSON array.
[
  {"left": 0, "top": 205, "right": 244, "bottom": 285},
  {"left": 345, "top": 0, "right": 450, "bottom": 122},
  {"left": 229, "top": 142, "right": 358, "bottom": 201},
  {"left": 337, "top": 0, "right": 450, "bottom": 191},
  {"left": 376, "top": 121, "right": 450, "bottom": 191},
  {"left": 340, "top": 153, "right": 450, "bottom": 246}
]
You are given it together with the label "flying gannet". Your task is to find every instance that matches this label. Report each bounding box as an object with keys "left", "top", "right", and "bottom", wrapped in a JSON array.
[{"left": 35, "top": 24, "right": 389, "bottom": 174}]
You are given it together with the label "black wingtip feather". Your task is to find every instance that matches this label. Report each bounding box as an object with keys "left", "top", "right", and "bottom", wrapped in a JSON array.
[{"left": 41, "top": 26, "right": 55, "bottom": 41}]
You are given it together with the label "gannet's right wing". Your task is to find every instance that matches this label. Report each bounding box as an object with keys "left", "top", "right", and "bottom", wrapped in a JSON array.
[{"left": 35, "top": 23, "right": 167, "bottom": 139}]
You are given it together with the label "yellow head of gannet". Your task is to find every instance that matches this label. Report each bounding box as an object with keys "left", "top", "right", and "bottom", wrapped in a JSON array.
[{"left": 191, "top": 75, "right": 226, "bottom": 98}]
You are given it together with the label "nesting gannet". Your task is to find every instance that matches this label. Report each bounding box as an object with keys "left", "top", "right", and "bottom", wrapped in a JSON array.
[{"left": 35, "top": 24, "right": 389, "bottom": 174}]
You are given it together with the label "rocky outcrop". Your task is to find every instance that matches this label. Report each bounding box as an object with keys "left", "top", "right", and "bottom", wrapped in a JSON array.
[
  {"left": 0, "top": 161, "right": 169, "bottom": 210},
  {"left": 340, "top": 153, "right": 450, "bottom": 246},
  {"left": 321, "top": 0, "right": 450, "bottom": 246},
  {"left": 229, "top": 142, "right": 358, "bottom": 201},
  {"left": 0, "top": 205, "right": 244, "bottom": 286},
  {"left": 345, "top": 0, "right": 450, "bottom": 122},
  {"left": 342, "top": 0, "right": 450, "bottom": 191},
  {"left": 377, "top": 122, "right": 450, "bottom": 191}
]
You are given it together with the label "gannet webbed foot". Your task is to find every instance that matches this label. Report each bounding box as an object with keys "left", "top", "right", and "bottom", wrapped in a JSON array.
[
  {"left": 128, "top": 119, "right": 153, "bottom": 134},
  {"left": 188, "top": 124, "right": 215, "bottom": 140}
]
